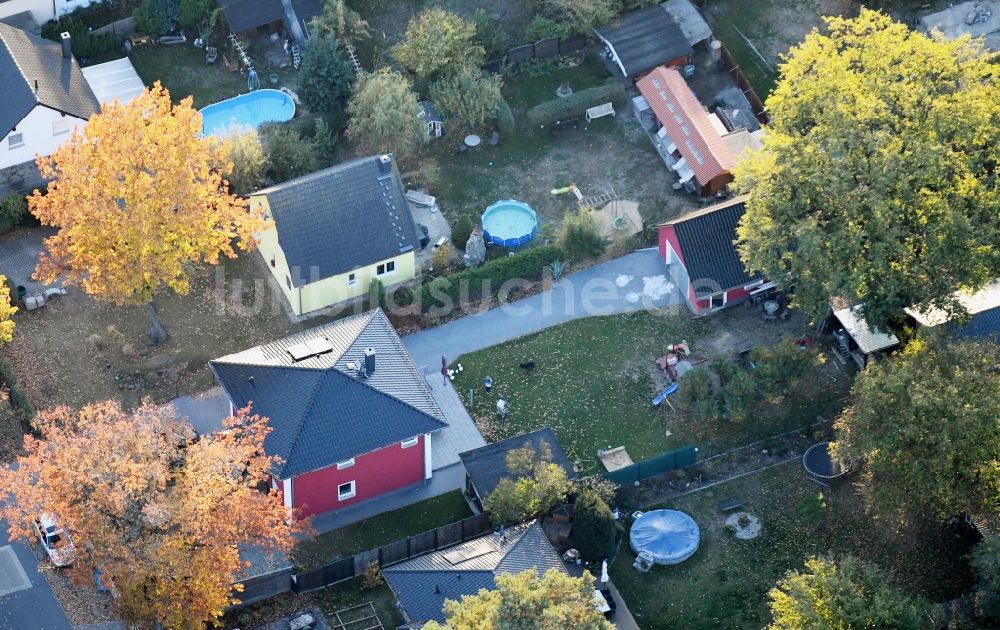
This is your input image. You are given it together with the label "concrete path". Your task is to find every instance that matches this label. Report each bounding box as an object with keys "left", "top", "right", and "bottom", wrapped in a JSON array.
[
  {"left": 0, "top": 519, "right": 71, "bottom": 630},
  {"left": 402, "top": 248, "right": 680, "bottom": 373}
]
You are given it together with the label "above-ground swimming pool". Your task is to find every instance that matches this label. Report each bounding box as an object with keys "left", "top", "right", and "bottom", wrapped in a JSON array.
[
  {"left": 481, "top": 200, "right": 538, "bottom": 248},
  {"left": 200, "top": 89, "right": 295, "bottom": 136},
  {"left": 630, "top": 509, "right": 701, "bottom": 565}
]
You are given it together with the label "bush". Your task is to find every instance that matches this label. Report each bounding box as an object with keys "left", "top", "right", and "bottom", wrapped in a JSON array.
[
  {"left": 41, "top": 16, "right": 116, "bottom": 58},
  {"left": 0, "top": 357, "right": 35, "bottom": 423},
  {"left": 572, "top": 490, "right": 617, "bottom": 562},
  {"left": 471, "top": 8, "right": 510, "bottom": 58},
  {"left": 133, "top": 0, "right": 179, "bottom": 37},
  {"left": 720, "top": 368, "right": 755, "bottom": 422},
  {"left": 369, "top": 278, "right": 386, "bottom": 310},
  {"left": 525, "top": 81, "right": 627, "bottom": 128},
  {"left": 677, "top": 366, "right": 720, "bottom": 422},
  {"left": 523, "top": 15, "right": 571, "bottom": 42},
  {"left": 452, "top": 216, "right": 476, "bottom": 249},
  {"left": 0, "top": 193, "right": 28, "bottom": 234},
  {"left": 432, "top": 242, "right": 454, "bottom": 271},
  {"left": 496, "top": 96, "right": 515, "bottom": 135},
  {"left": 419, "top": 245, "right": 561, "bottom": 312},
  {"left": 262, "top": 125, "right": 319, "bottom": 183},
  {"left": 750, "top": 336, "right": 822, "bottom": 393},
  {"left": 799, "top": 491, "right": 827, "bottom": 527},
  {"left": 559, "top": 206, "right": 605, "bottom": 261}
]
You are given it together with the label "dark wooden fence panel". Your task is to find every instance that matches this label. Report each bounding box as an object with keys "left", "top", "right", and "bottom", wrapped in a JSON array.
[
  {"left": 559, "top": 36, "right": 585, "bottom": 56},
  {"left": 718, "top": 43, "right": 769, "bottom": 125},
  {"left": 506, "top": 43, "right": 535, "bottom": 66},
  {"left": 410, "top": 529, "right": 438, "bottom": 557},
  {"left": 237, "top": 567, "right": 295, "bottom": 605},
  {"left": 534, "top": 37, "right": 560, "bottom": 59}
]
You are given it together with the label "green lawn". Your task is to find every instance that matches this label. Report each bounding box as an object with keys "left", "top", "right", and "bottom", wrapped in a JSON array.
[
  {"left": 455, "top": 311, "right": 711, "bottom": 472},
  {"left": 128, "top": 44, "right": 253, "bottom": 108},
  {"left": 291, "top": 491, "right": 472, "bottom": 570},
  {"left": 455, "top": 311, "right": 852, "bottom": 473},
  {"left": 611, "top": 462, "right": 974, "bottom": 629}
]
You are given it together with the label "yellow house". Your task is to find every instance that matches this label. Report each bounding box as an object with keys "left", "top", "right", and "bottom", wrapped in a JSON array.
[{"left": 250, "top": 154, "right": 420, "bottom": 315}]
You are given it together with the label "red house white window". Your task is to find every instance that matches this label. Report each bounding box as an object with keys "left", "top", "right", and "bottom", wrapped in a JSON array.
[{"left": 338, "top": 481, "right": 356, "bottom": 501}]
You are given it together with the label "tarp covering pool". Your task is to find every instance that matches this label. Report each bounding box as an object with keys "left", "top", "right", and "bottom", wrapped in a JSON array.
[
  {"left": 630, "top": 509, "right": 700, "bottom": 565},
  {"left": 482, "top": 199, "right": 538, "bottom": 247},
  {"left": 200, "top": 89, "right": 295, "bottom": 136}
]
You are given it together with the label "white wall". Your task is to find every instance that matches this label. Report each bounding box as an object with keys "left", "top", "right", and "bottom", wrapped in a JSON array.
[
  {"left": 0, "top": 0, "right": 96, "bottom": 26},
  {"left": 0, "top": 106, "right": 86, "bottom": 170}
]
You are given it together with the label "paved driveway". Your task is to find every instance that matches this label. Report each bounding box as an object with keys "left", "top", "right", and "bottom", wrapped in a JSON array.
[
  {"left": 402, "top": 248, "right": 679, "bottom": 372},
  {"left": 0, "top": 519, "right": 71, "bottom": 630},
  {"left": 0, "top": 227, "right": 56, "bottom": 294}
]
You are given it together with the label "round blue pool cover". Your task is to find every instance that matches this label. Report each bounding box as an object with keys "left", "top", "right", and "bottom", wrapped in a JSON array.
[
  {"left": 481, "top": 199, "right": 538, "bottom": 248},
  {"left": 630, "top": 509, "right": 700, "bottom": 565}
]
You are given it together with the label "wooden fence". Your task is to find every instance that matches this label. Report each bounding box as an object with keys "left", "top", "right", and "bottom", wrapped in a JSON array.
[
  {"left": 717, "top": 41, "right": 769, "bottom": 125},
  {"left": 91, "top": 16, "right": 137, "bottom": 40},
  {"left": 289, "top": 513, "right": 492, "bottom": 595},
  {"left": 484, "top": 36, "right": 586, "bottom": 73}
]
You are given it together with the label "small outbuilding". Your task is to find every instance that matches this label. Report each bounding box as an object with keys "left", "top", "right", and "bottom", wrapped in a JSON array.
[
  {"left": 821, "top": 302, "right": 900, "bottom": 369},
  {"left": 663, "top": 0, "right": 713, "bottom": 47},
  {"left": 418, "top": 100, "right": 443, "bottom": 138},
  {"left": 594, "top": 5, "right": 692, "bottom": 79},
  {"left": 458, "top": 427, "right": 576, "bottom": 511},
  {"left": 658, "top": 196, "right": 764, "bottom": 314}
]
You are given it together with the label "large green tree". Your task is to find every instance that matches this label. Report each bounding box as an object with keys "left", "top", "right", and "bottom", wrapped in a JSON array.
[
  {"left": 768, "top": 556, "right": 922, "bottom": 629},
  {"left": 424, "top": 569, "right": 613, "bottom": 630},
  {"left": 298, "top": 33, "right": 355, "bottom": 114},
  {"left": 483, "top": 441, "right": 572, "bottom": 526},
  {"left": 346, "top": 69, "right": 424, "bottom": 160},
  {"left": 429, "top": 66, "right": 502, "bottom": 131},
  {"left": 735, "top": 9, "right": 1000, "bottom": 329},
  {"left": 393, "top": 7, "right": 484, "bottom": 80},
  {"left": 832, "top": 335, "right": 1000, "bottom": 519},
  {"left": 546, "top": 0, "right": 620, "bottom": 35}
]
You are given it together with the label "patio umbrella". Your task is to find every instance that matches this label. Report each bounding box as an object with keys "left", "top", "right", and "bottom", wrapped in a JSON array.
[{"left": 600, "top": 560, "right": 609, "bottom": 586}]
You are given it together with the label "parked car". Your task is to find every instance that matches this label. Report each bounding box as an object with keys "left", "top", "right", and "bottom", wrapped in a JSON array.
[{"left": 32, "top": 513, "right": 75, "bottom": 567}]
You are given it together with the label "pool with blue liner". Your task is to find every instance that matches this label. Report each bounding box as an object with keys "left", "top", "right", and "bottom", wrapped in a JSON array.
[
  {"left": 481, "top": 199, "right": 538, "bottom": 248},
  {"left": 200, "top": 89, "right": 295, "bottom": 136}
]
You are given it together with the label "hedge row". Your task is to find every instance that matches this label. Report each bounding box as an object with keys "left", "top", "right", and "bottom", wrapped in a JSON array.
[
  {"left": 419, "top": 245, "right": 561, "bottom": 312},
  {"left": 0, "top": 357, "right": 35, "bottom": 422},
  {"left": 525, "top": 81, "right": 627, "bottom": 128}
]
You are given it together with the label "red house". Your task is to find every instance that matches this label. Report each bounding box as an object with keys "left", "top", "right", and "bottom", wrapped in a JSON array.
[
  {"left": 637, "top": 66, "right": 738, "bottom": 196},
  {"left": 211, "top": 309, "right": 447, "bottom": 518},
  {"left": 659, "top": 196, "right": 764, "bottom": 314}
]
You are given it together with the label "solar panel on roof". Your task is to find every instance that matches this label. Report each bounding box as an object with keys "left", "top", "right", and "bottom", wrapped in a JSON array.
[
  {"left": 306, "top": 337, "right": 334, "bottom": 355},
  {"left": 286, "top": 343, "right": 312, "bottom": 361}
]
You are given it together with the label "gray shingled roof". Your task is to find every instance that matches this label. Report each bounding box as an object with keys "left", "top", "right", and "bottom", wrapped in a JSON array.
[
  {"left": 662, "top": 197, "right": 759, "bottom": 298},
  {"left": 255, "top": 155, "right": 419, "bottom": 287},
  {"left": 595, "top": 6, "right": 692, "bottom": 77},
  {"left": 217, "top": 0, "right": 285, "bottom": 33},
  {"left": 0, "top": 23, "right": 100, "bottom": 138},
  {"left": 383, "top": 522, "right": 567, "bottom": 624},
  {"left": 210, "top": 309, "right": 447, "bottom": 477},
  {"left": 459, "top": 428, "right": 577, "bottom": 501}
]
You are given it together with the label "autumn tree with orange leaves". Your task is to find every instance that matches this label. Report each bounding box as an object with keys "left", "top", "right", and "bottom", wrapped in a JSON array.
[
  {"left": 0, "top": 402, "right": 304, "bottom": 629},
  {"left": 29, "top": 82, "right": 269, "bottom": 345}
]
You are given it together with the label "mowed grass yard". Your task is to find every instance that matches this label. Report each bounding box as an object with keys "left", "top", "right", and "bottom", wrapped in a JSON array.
[
  {"left": 425, "top": 54, "right": 693, "bottom": 228},
  {"left": 292, "top": 491, "right": 472, "bottom": 570},
  {"left": 611, "top": 462, "right": 974, "bottom": 629},
  {"left": 128, "top": 43, "right": 257, "bottom": 108},
  {"left": 455, "top": 310, "right": 849, "bottom": 474}
]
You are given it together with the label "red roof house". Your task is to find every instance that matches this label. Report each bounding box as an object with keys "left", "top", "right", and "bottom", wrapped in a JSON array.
[
  {"left": 638, "top": 66, "right": 737, "bottom": 196},
  {"left": 211, "top": 309, "right": 447, "bottom": 518},
  {"left": 659, "top": 196, "right": 763, "bottom": 314}
]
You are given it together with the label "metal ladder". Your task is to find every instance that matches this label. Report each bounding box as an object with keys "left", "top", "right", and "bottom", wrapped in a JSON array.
[{"left": 344, "top": 42, "right": 362, "bottom": 75}]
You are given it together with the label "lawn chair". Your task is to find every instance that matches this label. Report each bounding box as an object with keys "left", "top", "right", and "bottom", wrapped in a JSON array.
[{"left": 205, "top": 46, "right": 217, "bottom": 65}]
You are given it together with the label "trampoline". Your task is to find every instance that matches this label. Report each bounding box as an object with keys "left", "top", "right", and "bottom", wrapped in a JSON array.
[
  {"left": 802, "top": 442, "right": 850, "bottom": 483},
  {"left": 629, "top": 509, "right": 700, "bottom": 565},
  {"left": 481, "top": 200, "right": 538, "bottom": 248}
]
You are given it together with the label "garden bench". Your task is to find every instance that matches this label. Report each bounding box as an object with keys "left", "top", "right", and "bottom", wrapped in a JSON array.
[
  {"left": 717, "top": 496, "right": 744, "bottom": 512},
  {"left": 586, "top": 102, "right": 615, "bottom": 122}
]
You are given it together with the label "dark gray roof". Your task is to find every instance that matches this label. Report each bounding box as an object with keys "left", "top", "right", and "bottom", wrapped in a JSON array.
[
  {"left": 210, "top": 309, "right": 447, "bottom": 477},
  {"left": 383, "top": 522, "right": 566, "bottom": 624},
  {"left": 418, "top": 101, "right": 443, "bottom": 124},
  {"left": 255, "top": 155, "right": 420, "bottom": 287},
  {"left": 0, "top": 23, "right": 100, "bottom": 138},
  {"left": 218, "top": 0, "right": 285, "bottom": 33},
  {"left": 595, "top": 6, "right": 693, "bottom": 77},
  {"left": 459, "top": 428, "right": 577, "bottom": 500},
  {"left": 662, "top": 197, "right": 759, "bottom": 298},
  {"left": 954, "top": 306, "right": 1000, "bottom": 341},
  {"left": 291, "top": 0, "right": 324, "bottom": 25}
]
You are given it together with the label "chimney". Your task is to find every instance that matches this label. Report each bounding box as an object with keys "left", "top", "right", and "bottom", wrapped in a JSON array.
[
  {"left": 60, "top": 32, "right": 72, "bottom": 60},
  {"left": 364, "top": 348, "right": 376, "bottom": 376},
  {"left": 378, "top": 154, "right": 391, "bottom": 174}
]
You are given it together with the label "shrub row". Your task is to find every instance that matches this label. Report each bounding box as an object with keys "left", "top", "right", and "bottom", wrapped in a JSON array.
[
  {"left": 525, "top": 81, "right": 627, "bottom": 128},
  {"left": 42, "top": 16, "right": 117, "bottom": 58},
  {"left": 0, "top": 357, "right": 35, "bottom": 423},
  {"left": 419, "top": 245, "right": 561, "bottom": 312}
]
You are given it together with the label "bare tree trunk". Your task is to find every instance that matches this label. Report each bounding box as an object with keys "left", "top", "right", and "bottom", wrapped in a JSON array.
[{"left": 145, "top": 301, "right": 168, "bottom": 346}]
